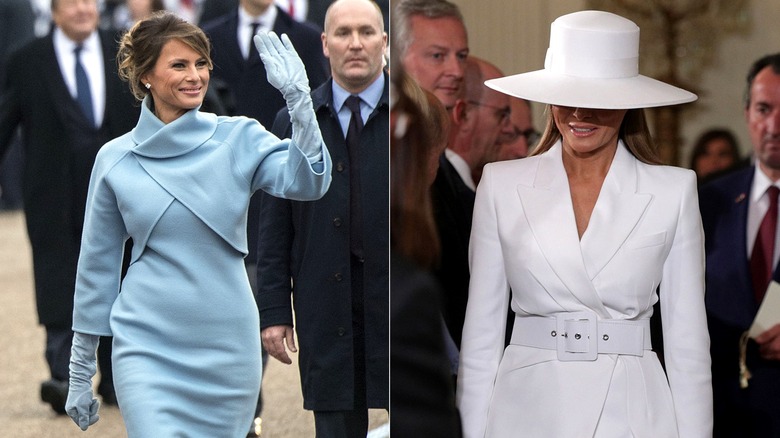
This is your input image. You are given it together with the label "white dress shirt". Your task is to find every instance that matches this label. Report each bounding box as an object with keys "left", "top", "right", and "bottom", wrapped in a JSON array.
[
  {"left": 238, "top": 5, "right": 277, "bottom": 60},
  {"left": 747, "top": 165, "right": 780, "bottom": 267},
  {"left": 445, "top": 148, "right": 476, "bottom": 191}
]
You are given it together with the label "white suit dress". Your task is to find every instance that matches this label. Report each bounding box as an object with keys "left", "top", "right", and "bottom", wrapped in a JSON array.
[{"left": 457, "top": 141, "right": 712, "bottom": 437}]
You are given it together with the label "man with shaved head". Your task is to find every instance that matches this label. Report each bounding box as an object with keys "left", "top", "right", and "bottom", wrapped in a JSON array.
[{"left": 256, "top": 0, "right": 389, "bottom": 436}]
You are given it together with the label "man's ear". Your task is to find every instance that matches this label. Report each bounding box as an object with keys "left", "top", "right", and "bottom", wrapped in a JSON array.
[{"left": 451, "top": 99, "right": 469, "bottom": 126}]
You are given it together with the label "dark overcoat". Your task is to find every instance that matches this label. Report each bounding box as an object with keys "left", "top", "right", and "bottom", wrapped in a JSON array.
[
  {"left": 0, "top": 29, "right": 139, "bottom": 327},
  {"left": 256, "top": 74, "right": 389, "bottom": 411}
]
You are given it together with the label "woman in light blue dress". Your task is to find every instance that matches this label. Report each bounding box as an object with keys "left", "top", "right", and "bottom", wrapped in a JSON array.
[{"left": 64, "top": 12, "right": 331, "bottom": 437}]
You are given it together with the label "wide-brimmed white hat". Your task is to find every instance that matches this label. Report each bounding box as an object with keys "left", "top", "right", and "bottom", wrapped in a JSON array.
[{"left": 485, "top": 10, "right": 697, "bottom": 109}]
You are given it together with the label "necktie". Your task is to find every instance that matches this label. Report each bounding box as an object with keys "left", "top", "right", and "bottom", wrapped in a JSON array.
[
  {"left": 248, "top": 22, "right": 261, "bottom": 61},
  {"left": 74, "top": 45, "right": 95, "bottom": 127},
  {"left": 345, "top": 95, "right": 364, "bottom": 259},
  {"left": 751, "top": 185, "right": 780, "bottom": 303}
]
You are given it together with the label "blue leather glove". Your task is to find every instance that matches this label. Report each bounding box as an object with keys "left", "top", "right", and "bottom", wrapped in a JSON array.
[
  {"left": 65, "top": 332, "right": 101, "bottom": 431},
  {"left": 254, "top": 31, "right": 325, "bottom": 163}
]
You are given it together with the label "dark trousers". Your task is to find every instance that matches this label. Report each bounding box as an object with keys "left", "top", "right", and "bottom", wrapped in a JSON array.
[
  {"left": 0, "top": 132, "right": 24, "bottom": 210},
  {"left": 45, "top": 325, "right": 113, "bottom": 395},
  {"left": 313, "top": 409, "right": 369, "bottom": 438},
  {"left": 245, "top": 262, "right": 269, "bottom": 419},
  {"left": 313, "top": 255, "right": 368, "bottom": 438}
]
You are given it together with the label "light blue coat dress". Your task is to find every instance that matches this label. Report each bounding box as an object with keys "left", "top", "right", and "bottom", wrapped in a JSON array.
[{"left": 72, "top": 98, "right": 331, "bottom": 437}]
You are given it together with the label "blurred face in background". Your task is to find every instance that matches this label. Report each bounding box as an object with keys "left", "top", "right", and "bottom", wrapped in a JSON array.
[
  {"left": 401, "top": 15, "right": 468, "bottom": 110},
  {"left": 693, "top": 138, "right": 737, "bottom": 179},
  {"left": 467, "top": 87, "right": 512, "bottom": 170},
  {"left": 53, "top": 0, "right": 99, "bottom": 43},
  {"left": 497, "top": 98, "right": 536, "bottom": 161},
  {"left": 240, "top": 0, "right": 274, "bottom": 16}
]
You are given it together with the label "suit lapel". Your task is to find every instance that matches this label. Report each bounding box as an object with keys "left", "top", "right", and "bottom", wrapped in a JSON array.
[
  {"left": 580, "top": 143, "right": 651, "bottom": 279},
  {"left": 42, "top": 34, "right": 81, "bottom": 123},
  {"left": 517, "top": 142, "right": 609, "bottom": 316},
  {"left": 220, "top": 14, "right": 247, "bottom": 71}
]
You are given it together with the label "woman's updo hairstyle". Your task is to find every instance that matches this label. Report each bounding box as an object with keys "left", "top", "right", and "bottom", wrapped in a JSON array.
[{"left": 117, "top": 11, "right": 213, "bottom": 101}]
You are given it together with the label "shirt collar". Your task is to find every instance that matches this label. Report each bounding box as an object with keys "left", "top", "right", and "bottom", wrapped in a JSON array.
[
  {"left": 332, "top": 73, "right": 386, "bottom": 113},
  {"left": 54, "top": 28, "right": 99, "bottom": 54},
  {"left": 751, "top": 164, "right": 776, "bottom": 203},
  {"left": 239, "top": 4, "right": 277, "bottom": 32},
  {"left": 445, "top": 148, "right": 476, "bottom": 191}
]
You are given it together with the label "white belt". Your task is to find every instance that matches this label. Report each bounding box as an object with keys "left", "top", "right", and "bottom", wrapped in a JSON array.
[{"left": 510, "top": 311, "right": 651, "bottom": 361}]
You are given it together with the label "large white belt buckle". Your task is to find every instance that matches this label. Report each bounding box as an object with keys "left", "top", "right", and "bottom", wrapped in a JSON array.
[{"left": 555, "top": 311, "right": 598, "bottom": 361}]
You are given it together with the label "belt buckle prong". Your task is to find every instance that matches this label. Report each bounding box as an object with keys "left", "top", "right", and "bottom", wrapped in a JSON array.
[{"left": 555, "top": 311, "right": 598, "bottom": 361}]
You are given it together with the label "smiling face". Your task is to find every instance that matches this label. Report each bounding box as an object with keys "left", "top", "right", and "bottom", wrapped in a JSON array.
[
  {"left": 401, "top": 15, "right": 468, "bottom": 109},
  {"left": 552, "top": 105, "right": 627, "bottom": 158},
  {"left": 322, "top": 0, "right": 387, "bottom": 94},
  {"left": 141, "top": 38, "right": 209, "bottom": 124}
]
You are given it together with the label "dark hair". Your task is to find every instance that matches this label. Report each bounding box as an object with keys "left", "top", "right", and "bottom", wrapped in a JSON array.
[
  {"left": 532, "top": 106, "right": 662, "bottom": 165},
  {"left": 393, "top": 0, "right": 464, "bottom": 59},
  {"left": 116, "top": 11, "right": 212, "bottom": 101},
  {"left": 688, "top": 128, "right": 740, "bottom": 171},
  {"left": 744, "top": 53, "right": 780, "bottom": 109}
]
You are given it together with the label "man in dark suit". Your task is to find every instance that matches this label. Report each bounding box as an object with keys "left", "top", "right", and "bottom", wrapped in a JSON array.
[
  {"left": 0, "top": 0, "right": 35, "bottom": 210},
  {"left": 200, "top": 2, "right": 328, "bottom": 435},
  {"left": 429, "top": 56, "right": 512, "bottom": 353},
  {"left": 256, "top": 0, "right": 388, "bottom": 436},
  {"left": 0, "top": 0, "right": 138, "bottom": 414},
  {"left": 200, "top": 0, "right": 328, "bottom": 130},
  {"left": 699, "top": 52, "right": 780, "bottom": 437}
]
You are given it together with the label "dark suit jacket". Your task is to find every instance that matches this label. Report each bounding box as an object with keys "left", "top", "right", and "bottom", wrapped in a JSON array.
[
  {"left": 0, "top": 29, "right": 139, "bottom": 327},
  {"left": 390, "top": 251, "right": 462, "bottom": 437},
  {"left": 699, "top": 166, "right": 780, "bottom": 437},
  {"left": 431, "top": 154, "right": 475, "bottom": 349},
  {"left": 0, "top": 0, "right": 35, "bottom": 86},
  {"left": 200, "top": 6, "right": 328, "bottom": 129},
  {"left": 201, "top": 6, "right": 329, "bottom": 265},
  {"left": 256, "top": 74, "right": 389, "bottom": 411}
]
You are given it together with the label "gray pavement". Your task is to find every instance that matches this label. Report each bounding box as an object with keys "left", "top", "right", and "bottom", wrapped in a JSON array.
[{"left": 0, "top": 210, "right": 387, "bottom": 437}]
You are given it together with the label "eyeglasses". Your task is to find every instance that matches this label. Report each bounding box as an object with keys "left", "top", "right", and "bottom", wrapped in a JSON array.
[
  {"left": 508, "top": 127, "right": 541, "bottom": 146},
  {"left": 467, "top": 100, "right": 511, "bottom": 123}
]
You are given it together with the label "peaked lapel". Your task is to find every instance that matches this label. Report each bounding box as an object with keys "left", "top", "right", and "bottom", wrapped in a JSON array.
[
  {"left": 580, "top": 142, "right": 652, "bottom": 279},
  {"left": 516, "top": 142, "right": 609, "bottom": 316}
]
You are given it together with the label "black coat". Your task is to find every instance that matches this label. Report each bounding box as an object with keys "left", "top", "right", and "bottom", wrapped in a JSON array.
[
  {"left": 390, "top": 251, "right": 462, "bottom": 437},
  {"left": 256, "top": 74, "right": 389, "bottom": 411},
  {"left": 430, "top": 154, "right": 475, "bottom": 348},
  {"left": 0, "top": 29, "right": 139, "bottom": 327}
]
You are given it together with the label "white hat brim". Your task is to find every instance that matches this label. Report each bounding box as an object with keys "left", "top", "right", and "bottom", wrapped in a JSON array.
[{"left": 485, "top": 69, "right": 697, "bottom": 109}]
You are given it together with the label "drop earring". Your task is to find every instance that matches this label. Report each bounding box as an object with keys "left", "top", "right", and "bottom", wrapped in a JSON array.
[{"left": 145, "top": 83, "right": 151, "bottom": 89}]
